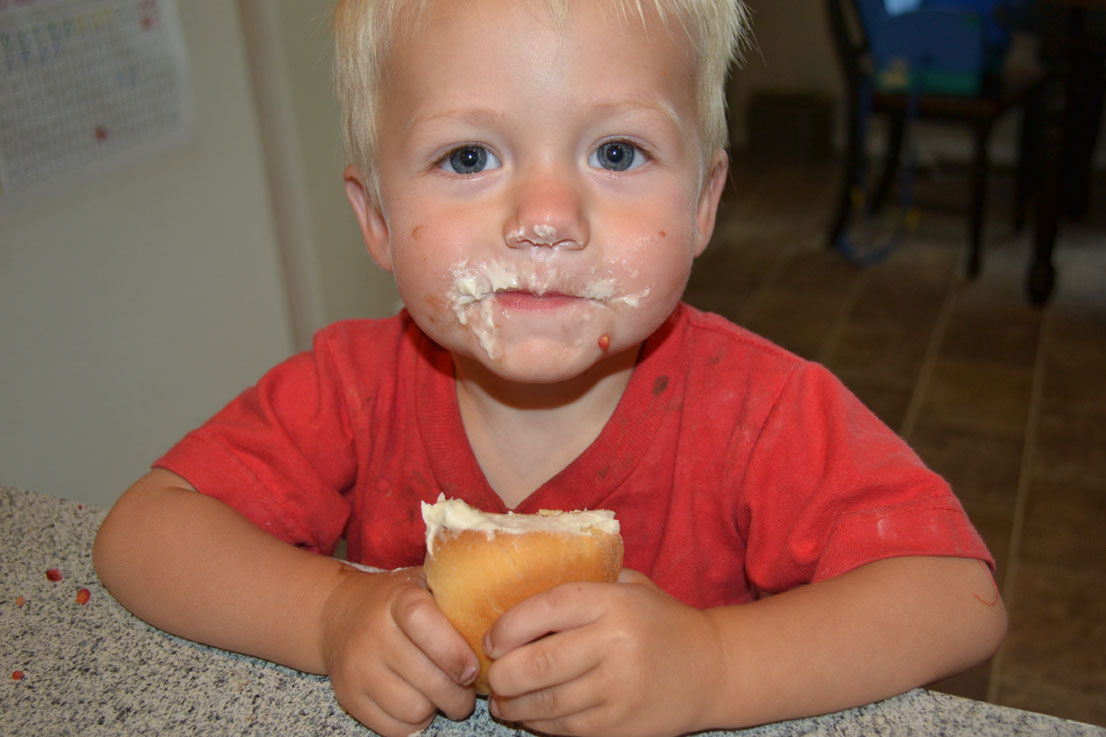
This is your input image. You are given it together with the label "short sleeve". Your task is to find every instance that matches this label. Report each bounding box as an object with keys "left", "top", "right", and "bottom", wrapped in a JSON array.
[
  {"left": 738, "top": 361, "right": 993, "bottom": 594},
  {"left": 154, "top": 333, "right": 357, "bottom": 555}
]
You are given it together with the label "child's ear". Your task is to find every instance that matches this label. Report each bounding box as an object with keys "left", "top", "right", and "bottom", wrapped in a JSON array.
[
  {"left": 693, "top": 150, "right": 729, "bottom": 258},
  {"left": 343, "top": 165, "right": 393, "bottom": 272}
]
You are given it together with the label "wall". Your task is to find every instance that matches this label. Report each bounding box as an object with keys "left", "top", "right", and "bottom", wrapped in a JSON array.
[
  {"left": 1, "top": 1, "right": 296, "bottom": 508},
  {"left": 268, "top": 0, "right": 400, "bottom": 328},
  {"left": 736, "top": 0, "right": 844, "bottom": 113},
  {"left": 239, "top": 0, "right": 399, "bottom": 350}
]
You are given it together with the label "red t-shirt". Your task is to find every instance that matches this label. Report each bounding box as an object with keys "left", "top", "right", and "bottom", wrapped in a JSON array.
[{"left": 156, "top": 303, "right": 991, "bottom": 608}]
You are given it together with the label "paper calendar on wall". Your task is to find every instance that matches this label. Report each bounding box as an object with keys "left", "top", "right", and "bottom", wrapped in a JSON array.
[{"left": 0, "top": 0, "right": 193, "bottom": 213}]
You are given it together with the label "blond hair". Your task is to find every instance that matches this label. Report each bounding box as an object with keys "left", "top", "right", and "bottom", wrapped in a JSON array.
[{"left": 333, "top": 0, "right": 750, "bottom": 199}]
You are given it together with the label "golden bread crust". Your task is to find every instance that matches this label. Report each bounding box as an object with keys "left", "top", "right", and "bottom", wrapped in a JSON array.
[{"left": 424, "top": 526, "right": 624, "bottom": 695}]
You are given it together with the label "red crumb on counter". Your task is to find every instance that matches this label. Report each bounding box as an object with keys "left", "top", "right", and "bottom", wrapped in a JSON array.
[
  {"left": 76, "top": 588, "right": 91, "bottom": 605},
  {"left": 15, "top": 596, "right": 25, "bottom": 607},
  {"left": 46, "top": 568, "right": 62, "bottom": 582},
  {"left": 12, "top": 671, "right": 24, "bottom": 681}
]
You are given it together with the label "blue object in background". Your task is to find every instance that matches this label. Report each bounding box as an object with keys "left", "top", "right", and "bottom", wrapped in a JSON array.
[
  {"left": 856, "top": 0, "right": 1027, "bottom": 95},
  {"left": 884, "top": 0, "right": 924, "bottom": 13}
]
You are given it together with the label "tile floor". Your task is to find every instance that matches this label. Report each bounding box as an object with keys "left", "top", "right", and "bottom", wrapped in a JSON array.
[{"left": 683, "top": 154, "right": 1106, "bottom": 727}]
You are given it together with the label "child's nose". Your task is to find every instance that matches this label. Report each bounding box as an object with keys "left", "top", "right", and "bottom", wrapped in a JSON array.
[{"left": 504, "top": 167, "right": 589, "bottom": 250}]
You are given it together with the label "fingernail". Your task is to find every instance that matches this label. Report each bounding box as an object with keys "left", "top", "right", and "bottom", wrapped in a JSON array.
[
  {"left": 458, "top": 664, "right": 478, "bottom": 686},
  {"left": 483, "top": 632, "right": 495, "bottom": 657}
]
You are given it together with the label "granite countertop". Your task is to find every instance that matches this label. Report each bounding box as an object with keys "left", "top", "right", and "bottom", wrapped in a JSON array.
[{"left": 3, "top": 484, "right": 1104, "bottom": 737}]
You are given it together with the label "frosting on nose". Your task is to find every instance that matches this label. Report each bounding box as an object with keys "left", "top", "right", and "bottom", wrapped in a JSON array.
[
  {"left": 532, "top": 224, "right": 557, "bottom": 242},
  {"left": 505, "top": 223, "right": 583, "bottom": 249}
]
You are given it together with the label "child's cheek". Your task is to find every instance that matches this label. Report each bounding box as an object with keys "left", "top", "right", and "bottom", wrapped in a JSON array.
[{"left": 419, "top": 292, "right": 453, "bottom": 328}]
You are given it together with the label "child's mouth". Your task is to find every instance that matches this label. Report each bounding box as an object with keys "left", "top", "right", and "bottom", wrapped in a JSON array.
[
  {"left": 447, "top": 258, "right": 649, "bottom": 317},
  {"left": 492, "top": 290, "right": 580, "bottom": 311},
  {"left": 445, "top": 258, "right": 650, "bottom": 361}
]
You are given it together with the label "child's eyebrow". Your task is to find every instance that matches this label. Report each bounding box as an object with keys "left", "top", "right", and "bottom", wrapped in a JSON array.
[
  {"left": 407, "top": 108, "right": 512, "bottom": 136},
  {"left": 409, "top": 96, "right": 685, "bottom": 135},
  {"left": 586, "top": 96, "right": 685, "bottom": 130}
]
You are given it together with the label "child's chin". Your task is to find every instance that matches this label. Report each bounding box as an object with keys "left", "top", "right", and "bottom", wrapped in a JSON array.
[{"left": 470, "top": 342, "right": 611, "bottom": 385}]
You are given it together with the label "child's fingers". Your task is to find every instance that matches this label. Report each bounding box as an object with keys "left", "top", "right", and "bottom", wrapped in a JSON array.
[
  {"left": 485, "top": 581, "right": 608, "bottom": 660},
  {"left": 386, "top": 644, "right": 476, "bottom": 722},
  {"left": 388, "top": 584, "right": 479, "bottom": 719},
  {"left": 331, "top": 570, "right": 476, "bottom": 724},
  {"left": 332, "top": 629, "right": 473, "bottom": 732},
  {"left": 392, "top": 584, "right": 480, "bottom": 689},
  {"left": 338, "top": 680, "right": 436, "bottom": 737},
  {"left": 487, "top": 625, "right": 602, "bottom": 698},
  {"left": 490, "top": 670, "right": 607, "bottom": 734},
  {"left": 328, "top": 646, "right": 439, "bottom": 737},
  {"left": 616, "top": 567, "right": 653, "bottom": 586}
]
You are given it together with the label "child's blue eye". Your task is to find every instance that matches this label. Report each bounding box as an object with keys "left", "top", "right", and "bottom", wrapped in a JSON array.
[
  {"left": 441, "top": 145, "right": 501, "bottom": 174},
  {"left": 590, "top": 141, "right": 644, "bottom": 172}
]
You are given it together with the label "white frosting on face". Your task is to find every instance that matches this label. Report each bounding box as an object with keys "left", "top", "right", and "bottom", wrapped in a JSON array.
[
  {"left": 532, "top": 224, "right": 558, "bottom": 241},
  {"left": 421, "top": 494, "right": 620, "bottom": 555},
  {"left": 453, "top": 260, "right": 521, "bottom": 308},
  {"left": 447, "top": 258, "right": 651, "bottom": 359}
]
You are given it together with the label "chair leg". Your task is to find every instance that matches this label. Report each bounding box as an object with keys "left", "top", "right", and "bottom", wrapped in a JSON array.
[
  {"left": 871, "top": 110, "right": 905, "bottom": 212},
  {"left": 828, "top": 89, "right": 864, "bottom": 249},
  {"left": 968, "top": 125, "right": 991, "bottom": 279},
  {"left": 1014, "top": 87, "right": 1043, "bottom": 235},
  {"left": 1064, "top": 50, "right": 1105, "bottom": 221}
]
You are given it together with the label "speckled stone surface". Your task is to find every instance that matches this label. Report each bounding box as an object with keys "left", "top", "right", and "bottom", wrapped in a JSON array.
[{"left": 3, "top": 485, "right": 1104, "bottom": 737}]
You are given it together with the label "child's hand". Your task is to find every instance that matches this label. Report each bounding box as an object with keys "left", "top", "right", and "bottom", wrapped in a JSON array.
[
  {"left": 319, "top": 566, "right": 479, "bottom": 737},
  {"left": 484, "top": 569, "right": 725, "bottom": 737}
]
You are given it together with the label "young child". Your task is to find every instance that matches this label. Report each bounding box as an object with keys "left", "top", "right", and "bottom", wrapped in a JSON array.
[{"left": 93, "top": 1, "right": 1007, "bottom": 736}]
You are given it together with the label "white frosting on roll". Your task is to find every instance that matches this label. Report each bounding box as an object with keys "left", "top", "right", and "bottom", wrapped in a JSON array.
[{"left": 421, "top": 494, "right": 620, "bottom": 555}]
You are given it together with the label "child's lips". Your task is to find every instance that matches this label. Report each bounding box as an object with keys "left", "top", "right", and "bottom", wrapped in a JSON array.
[
  {"left": 447, "top": 258, "right": 651, "bottom": 326},
  {"left": 492, "top": 290, "right": 581, "bottom": 311}
]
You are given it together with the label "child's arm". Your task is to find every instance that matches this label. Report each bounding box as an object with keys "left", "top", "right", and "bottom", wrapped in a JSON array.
[
  {"left": 485, "top": 555, "right": 1006, "bottom": 737},
  {"left": 93, "top": 469, "right": 479, "bottom": 737}
]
